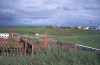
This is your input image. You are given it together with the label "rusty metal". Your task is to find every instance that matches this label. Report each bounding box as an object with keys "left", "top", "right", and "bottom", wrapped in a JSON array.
[
  {"left": 37, "top": 31, "right": 54, "bottom": 52},
  {"left": 0, "top": 38, "right": 3, "bottom": 45},
  {"left": 0, "top": 29, "right": 55, "bottom": 56},
  {"left": 61, "top": 43, "right": 76, "bottom": 52},
  {"left": 8, "top": 28, "right": 13, "bottom": 39}
]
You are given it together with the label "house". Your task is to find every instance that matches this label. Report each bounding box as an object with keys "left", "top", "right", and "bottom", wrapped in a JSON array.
[
  {"left": 0, "top": 33, "right": 9, "bottom": 39},
  {"left": 84, "top": 27, "right": 90, "bottom": 30},
  {"left": 98, "top": 27, "right": 100, "bottom": 30},
  {"left": 35, "top": 33, "right": 39, "bottom": 36},
  {"left": 60, "top": 26, "right": 67, "bottom": 29},
  {"left": 78, "top": 26, "right": 83, "bottom": 29},
  {"left": 56, "top": 24, "right": 61, "bottom": 27},
  {"left": 51, "top": 26, "right": 57, "bottom": 28},
  {"left": 90, "top": 26, "right": 98, "bottom": 30},
  {"left": 78, "top": 26, "right": 90, "bottom": 30}
]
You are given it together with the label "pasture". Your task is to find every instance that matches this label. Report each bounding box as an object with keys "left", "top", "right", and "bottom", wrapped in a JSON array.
[
  {"left": 0, "top": 26, "right": 100, "bottom": 65},
  {"left": 0, "top": 26, "right": 100, "bottom": 48}
]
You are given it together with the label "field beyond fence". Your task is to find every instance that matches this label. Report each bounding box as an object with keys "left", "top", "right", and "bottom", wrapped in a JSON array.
[{"left": 0, "top": 26, "right": 100, "bottom": 65}]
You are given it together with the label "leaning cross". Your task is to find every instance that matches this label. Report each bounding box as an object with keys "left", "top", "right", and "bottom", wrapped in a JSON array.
[
  {"left": 38, "top": 31, "right": 54, "bottom": 52},
  {"left": 8, "top": 28, "right": 13, "bottom": 39}
]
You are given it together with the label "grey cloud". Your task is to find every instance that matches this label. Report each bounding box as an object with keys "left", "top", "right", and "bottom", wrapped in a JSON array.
[{"left": 0, "top": 0, "right": 100, "bottom": 26}]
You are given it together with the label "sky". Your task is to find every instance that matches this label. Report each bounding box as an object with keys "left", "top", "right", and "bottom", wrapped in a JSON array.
[{"left": 0, "top": 0, "right": 100, "bottom": 26}]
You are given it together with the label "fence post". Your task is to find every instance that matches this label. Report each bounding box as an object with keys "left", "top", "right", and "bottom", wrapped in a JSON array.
[
  {"left": 23, "top": 38, "right": 27, "bottom": 55},
  {"left": 8, "top": 28, "right": 13, "bottom": 39},
  {"left": 44, "top": 31, "right": 49, "bottom": 52},
  {"left": 61, "top": 44, "right": 65, "bottom": 52},
  {"left": 32, "top": 44, "right": 34, "bottom": 56}
]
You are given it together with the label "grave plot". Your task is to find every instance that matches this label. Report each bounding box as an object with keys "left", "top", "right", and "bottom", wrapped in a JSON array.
[
  {"left": 0, "top": 29, "right": 25, "bottom": 55},
  {"left": 0, "top": 28, "right": 54, "bottom": 56},
  {"left": 1, "top": 28, "right": 99, "bottom": 57}
]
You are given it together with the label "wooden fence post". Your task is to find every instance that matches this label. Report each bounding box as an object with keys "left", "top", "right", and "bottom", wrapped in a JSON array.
[
  {"left": 32, "top": 44, "right": 34, "bottom": 56},
  {"left": 23, "top": 38, "right": 27, "bottom": 55},
  {"left": 8, "top": 28, "right": 13, "bottom": 39}
]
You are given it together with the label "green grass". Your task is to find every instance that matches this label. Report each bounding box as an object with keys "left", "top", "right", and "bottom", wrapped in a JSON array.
[
  {"left": 0, "top": 26, "right": 100, "bottom": 65},
  {"left": 0, "top": 26, "right": 100, "bottom": 48},
  {"left": 0, "top": 44, "right": 99, "bottom": 65}
]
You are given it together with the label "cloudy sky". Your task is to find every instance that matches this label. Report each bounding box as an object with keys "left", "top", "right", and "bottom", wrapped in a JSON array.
[{"left": 0, "top": 0, "right": 100, "bottom": 26}]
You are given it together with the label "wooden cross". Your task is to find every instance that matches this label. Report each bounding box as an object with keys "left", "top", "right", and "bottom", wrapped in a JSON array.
[
  {"left": 8, "top": 28, "right": 13, "bottom": 39},
  {"left": 37, "top": 31, "right": 54, "bottom": 52}
]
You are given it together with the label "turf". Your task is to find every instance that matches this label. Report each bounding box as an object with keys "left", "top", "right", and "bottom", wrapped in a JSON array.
[{"left": 0, "top": 26, "right": 100, "bottom": 65}]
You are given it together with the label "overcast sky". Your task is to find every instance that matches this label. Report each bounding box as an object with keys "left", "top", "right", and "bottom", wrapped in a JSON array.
[{"left": 0, "top": 0, "right": 100, "bottom": 26}]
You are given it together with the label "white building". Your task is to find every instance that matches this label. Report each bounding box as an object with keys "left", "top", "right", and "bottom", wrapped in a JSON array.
[
  {"left": 78, "top": 26, "right": 83, "bottom": 29},
  {"left": 56, "top": 24, "right": 61, "bottom": 27},
  {"left": 84, "top": 27, "right": 90, "bottom": 30},
  {"left": 0, "top": 33, "right": 9, "bottom": 39},
  {"left": 35, "top": 33, "right": 39, "bottom": 36},
  {"left": 78, "top": 26, "right": 90, "bottom": 30}
]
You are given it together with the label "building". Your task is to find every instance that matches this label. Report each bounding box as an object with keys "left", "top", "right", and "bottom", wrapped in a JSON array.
[
  {"left": 51, "top": 26, "right": 57, "bottom": 28},
  {"left": 56, "top": 24, "right": 61, "bottom": 27},
  {"left": 84, "top": 27, "right": 90, "bottom": 30},
  {"left": 78, "top": 26, "right": 83, "bottom": 29},
  {"left": 60, "top": 26, "right": 67, "bottom": 29},
  {"left": 98, "top": 27, "right": 100, "bottom": 30},
  {"left": 0, "top": 33, "right": 9, "bottom": 39},
  {"left": 90, "top": 26, "right": 98, "bottom": 30},
  {"left": 78, "top": 26, "right": 90, "bottom": 30}
]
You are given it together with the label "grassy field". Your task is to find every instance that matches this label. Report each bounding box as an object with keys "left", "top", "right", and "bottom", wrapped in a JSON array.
[
  {"left": 0, "top": 26, "right": 100, "bottom": 48},
  {"left": 0, "top": 26, "right": 100, "bottom": 65},
  {"left": 0, "top": 44, "right": 100, "bottom": 65}
]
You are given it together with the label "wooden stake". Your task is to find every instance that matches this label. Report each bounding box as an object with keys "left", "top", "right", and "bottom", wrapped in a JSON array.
[{"left": 32, "top": 44, "right": 34, "bottom": 56}]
